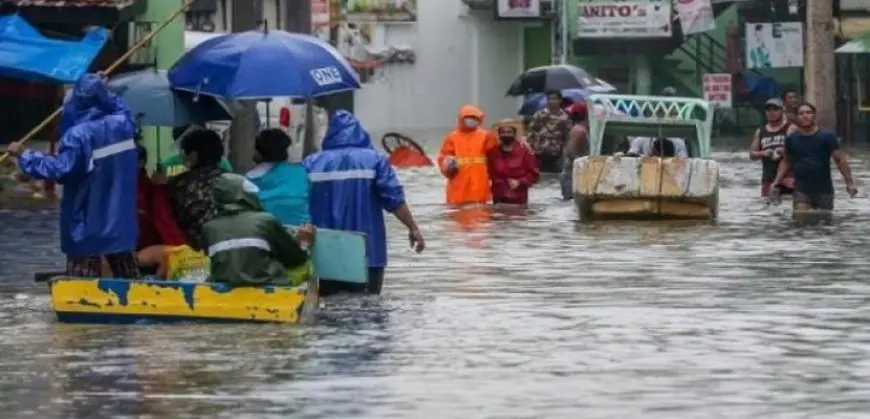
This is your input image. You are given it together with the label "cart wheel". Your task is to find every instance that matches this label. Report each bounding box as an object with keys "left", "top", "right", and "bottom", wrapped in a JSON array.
[{"left": 381, "top": 132, "right": 426, "bottom": 156}]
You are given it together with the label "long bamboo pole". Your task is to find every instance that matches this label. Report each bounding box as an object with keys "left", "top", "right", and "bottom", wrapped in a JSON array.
[{"left": 0, "top": 0, "right": 195, "bottom": 165}]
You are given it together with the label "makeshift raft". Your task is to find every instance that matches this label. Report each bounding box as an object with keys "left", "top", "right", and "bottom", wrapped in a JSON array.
[
  {"left": 573, "top": 94, "right": 720, "bottom": 221},
  {"left": 43, "top": 228, "right": 368, "bottom": 324}
]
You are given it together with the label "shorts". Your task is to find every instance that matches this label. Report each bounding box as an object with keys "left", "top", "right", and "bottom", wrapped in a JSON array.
[
  {"left": 536, "top": 154, "right": 562, "bottom": 174},
  {"left": 793, "top": 191, "right": 834, "bottom": 210},
  {"left": 66, "top": 252, "right": 140, "bottom": 279},
  {"left": 319, "top": 267, "right": 386, "bottom": 296}
]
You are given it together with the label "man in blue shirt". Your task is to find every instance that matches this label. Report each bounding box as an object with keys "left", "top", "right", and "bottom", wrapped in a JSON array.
[{"left": 773, "top": 102, "right": 856, "bottom": 213}]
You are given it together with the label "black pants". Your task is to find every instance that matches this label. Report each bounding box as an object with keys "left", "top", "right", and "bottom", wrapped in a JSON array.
[
  {"left": 537, "top": 154, "right": 562, "bottom": 174},
  {"left": 319, "top": 267, "right": 385, "bottom": 296},
  {"left": 793, "top": 191, "right": 834, "bottom": 210}
]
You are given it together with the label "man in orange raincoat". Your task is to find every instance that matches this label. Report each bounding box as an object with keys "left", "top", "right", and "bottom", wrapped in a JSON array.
[{"left": 438, "top": 105, "right": 498, "bottom": 205}]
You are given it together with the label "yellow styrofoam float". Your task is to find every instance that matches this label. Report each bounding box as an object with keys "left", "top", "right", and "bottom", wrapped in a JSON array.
[{"left": 574, "top": 94, "right": 720, "bottom": 221}]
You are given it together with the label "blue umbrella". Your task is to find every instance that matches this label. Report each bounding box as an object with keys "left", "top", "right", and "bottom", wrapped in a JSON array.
[
  {"left": 168, "top": 30, "right": 361, "bottom": 99},
  {"left": 518, "top": 88, "right": 592, "bottom": 116},
  {"left": 107, "top": 69, "right": 232, "bottom": 127}
]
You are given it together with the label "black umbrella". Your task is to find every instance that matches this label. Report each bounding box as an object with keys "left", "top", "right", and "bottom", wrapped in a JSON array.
[{"left": 505, "top": 64, "right": 616, "bottom": 96}]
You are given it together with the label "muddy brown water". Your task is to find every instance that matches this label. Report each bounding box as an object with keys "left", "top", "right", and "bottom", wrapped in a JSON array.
[{"left": 2, "top": 145, "right": 870, "bottom": 418}]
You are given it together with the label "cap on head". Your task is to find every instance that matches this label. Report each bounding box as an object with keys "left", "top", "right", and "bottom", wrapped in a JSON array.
[{"left": 764, "top": 98, "right": 784, "bottom": 109}]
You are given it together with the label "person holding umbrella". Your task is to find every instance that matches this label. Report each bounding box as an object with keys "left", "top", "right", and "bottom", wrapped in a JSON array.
[{"left": 527, "top": 90, "right": 572, "bottom": 173}]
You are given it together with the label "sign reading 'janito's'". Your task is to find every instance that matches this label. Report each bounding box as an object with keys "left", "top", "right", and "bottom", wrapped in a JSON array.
[{"left": 576, "top": 2, "right": 672, "bottom": 38}]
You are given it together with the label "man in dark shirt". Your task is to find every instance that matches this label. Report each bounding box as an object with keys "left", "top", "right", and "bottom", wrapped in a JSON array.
[{"left": 773, "top": 102, "right": 856, "bottom": 213}]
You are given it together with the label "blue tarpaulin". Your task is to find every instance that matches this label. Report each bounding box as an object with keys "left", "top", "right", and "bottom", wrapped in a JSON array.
[{"left": 0, "top": 14, "right": 108, "bottom": 84}]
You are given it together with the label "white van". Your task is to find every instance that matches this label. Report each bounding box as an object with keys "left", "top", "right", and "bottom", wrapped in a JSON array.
[{"left": 184, "top": 31, "right": 327, "bottom": 161}]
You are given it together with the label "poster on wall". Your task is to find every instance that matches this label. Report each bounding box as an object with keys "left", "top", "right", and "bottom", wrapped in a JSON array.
[
  {"left": 744, "top": 22, "right": 804, "bottom": 69},
  {"left": 312, "top": 0, "right": 331, "bottom": 42},
  {"left": 340, "top": 0, "right": 417, "bottom": 23},
  {"left": 676, "top": 0, "right": 715, "bottom": 34},
  {"left": 576, "top": 2, "right": 672, "bottom": 38},
  {"left": 494, "top": 0, "right": 541, "bottom": 19},
  {"left": 703, "top": 73, "right": 732, "bottom": 108}
]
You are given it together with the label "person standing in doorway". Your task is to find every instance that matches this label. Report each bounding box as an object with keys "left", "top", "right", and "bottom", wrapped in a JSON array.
[
  {"left": 773, "top": 102, "right": 857, "bottom": 213},
  {"left": 527, "top": 90, "right": 571, "bottom": 173},
  {"left": 749, "top": 98, "right": 793, "bottom": 197}
]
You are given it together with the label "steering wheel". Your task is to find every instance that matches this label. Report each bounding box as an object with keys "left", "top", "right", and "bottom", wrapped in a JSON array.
[{"left": 381, "top": 132, "right": 427, "bottom": 156}]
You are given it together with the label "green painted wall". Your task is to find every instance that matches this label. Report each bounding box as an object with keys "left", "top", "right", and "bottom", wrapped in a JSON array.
[
  {"left": 523, "top": 24, "right": 553, "bottom": 69},
  {"left": 138, "top": 0, "right": 184, "bottom": 170}
]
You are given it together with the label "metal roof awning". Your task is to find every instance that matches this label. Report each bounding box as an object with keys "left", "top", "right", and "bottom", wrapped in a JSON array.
[{"left": 9, "top": 0, "right": 146, "bottom": 24}]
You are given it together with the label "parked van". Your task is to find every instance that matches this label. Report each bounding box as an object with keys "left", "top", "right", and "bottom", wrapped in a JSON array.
[{"left": 183, "top": 31, "right": 327, "bottom": 161}]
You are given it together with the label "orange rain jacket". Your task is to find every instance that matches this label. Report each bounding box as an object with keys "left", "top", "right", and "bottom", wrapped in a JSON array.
[{"left": 438, "top": 105, "right": 498, "bottom": 205}]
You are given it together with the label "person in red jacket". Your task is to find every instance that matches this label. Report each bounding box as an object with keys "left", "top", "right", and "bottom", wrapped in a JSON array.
[
  {"left": 486, "top": 125, "right": 540, "bottom": 206},
  {"left": 135, "top": 144, "right": 187, "bottom": 276}
]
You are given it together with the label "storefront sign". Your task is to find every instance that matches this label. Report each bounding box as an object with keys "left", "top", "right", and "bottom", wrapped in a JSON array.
[
  {"left": 340, "top": 0, "right": 417, "bottom": 23},
  {"left": 676, "top": 0, "right": 715, "bottom": 35},
  {"left": 494, "top": 0, "right": 541, "bottom": 19},
  {"left": 703, "top": 73, "right": 732, "bottom": 108},
  {"left": 312, "top": 0, "right": 330, "bottom": 42},
  {"left": 576, "top": 2, "right": 672, "bottom": 38},
  {"left": 745, "top": 22, "right": 804, "bottom": 69}
]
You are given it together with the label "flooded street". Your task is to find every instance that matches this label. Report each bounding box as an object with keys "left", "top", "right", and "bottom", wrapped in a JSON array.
[{"left": 2, "top": 143, "right": 870, "bottom": 418}]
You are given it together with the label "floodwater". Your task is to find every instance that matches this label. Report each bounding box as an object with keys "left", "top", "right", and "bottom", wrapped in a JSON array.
[{"left": 2, "top": 144, "right": 870, "bottom": 418}]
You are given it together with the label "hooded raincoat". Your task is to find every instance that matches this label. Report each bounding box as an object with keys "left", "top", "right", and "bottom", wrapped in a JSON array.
[
  {"left": 438, "top": 105, "right": 498, "bottom": 205},
  {"left": 201, "top": 173, "right": 309, "bottom": 286},
  {"left": 19, "top": 74, "right": 138, "bottom": 258},
  {"left": 303, "top": 110, "right": 406, "bottom": 268}
]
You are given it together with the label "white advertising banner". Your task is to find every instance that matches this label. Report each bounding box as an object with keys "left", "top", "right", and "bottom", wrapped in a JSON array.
[
  {"left": 745, "top": 22, "right": 805, "bottom": 69},
  {"left": 576, "top": 2, "right": 672, "bottom": 38},
  {"left": 676, "top": 0, "right": 715, "bottom": 35},
  {"left": 703, "top": 73, "right": 732, "bottom": 108}
]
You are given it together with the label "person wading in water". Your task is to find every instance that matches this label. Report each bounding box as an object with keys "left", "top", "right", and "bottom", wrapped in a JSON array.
[
  {"left": 749, "top": 98, "right": 794, "bottom": 197},
  {"left": 773, "top": 102, "right": 857, "bottom": 215}
]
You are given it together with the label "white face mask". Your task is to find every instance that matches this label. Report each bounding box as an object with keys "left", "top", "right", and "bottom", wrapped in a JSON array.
[{"left": 462, "top": 117, "right": 479, "bottom": 129}]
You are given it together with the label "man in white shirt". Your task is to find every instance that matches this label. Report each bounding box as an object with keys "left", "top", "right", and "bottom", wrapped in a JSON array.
[{"left": 626, "top": 137, "right": 689, "bottom": 158}]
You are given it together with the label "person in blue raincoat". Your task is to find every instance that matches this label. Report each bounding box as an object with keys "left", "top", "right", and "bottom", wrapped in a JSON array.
[
  {"left": 303, "top": 110, "right": 425, "bottom": 295},
  {"left": 6, "top": 73, "right": 140, "bottom": 278}
]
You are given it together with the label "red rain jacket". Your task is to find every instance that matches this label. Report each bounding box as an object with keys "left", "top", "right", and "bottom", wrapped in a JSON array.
[
  {"left": 486, "top": 143, "right": 540, "bottom": 205},
  {"left": 137, "top": 173, "right": 187, "bottom": 249}
]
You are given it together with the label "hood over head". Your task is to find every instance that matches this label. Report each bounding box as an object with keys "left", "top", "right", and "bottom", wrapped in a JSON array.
[
  {"left": 211, "top": 173, "right": 265, "bottom": 215},
  {"left": 456, "top": 105, "right": 485, "bottom": 131},
  {"left": 322, "top": 109, "right": 373, "bottom": 150},
  {"left": 61, "top": 73, "right": 131, "bottom": 135}
]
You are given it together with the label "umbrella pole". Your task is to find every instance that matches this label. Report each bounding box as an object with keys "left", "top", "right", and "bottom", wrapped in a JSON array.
[
  {"left": 0, "top": 0, "right": 197, "bottom": 165},
  {"left": 302, "top": 100, "right": 317, "bottom": 158}
]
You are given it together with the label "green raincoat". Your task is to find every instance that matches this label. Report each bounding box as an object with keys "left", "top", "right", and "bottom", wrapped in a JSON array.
[{"left": 202, "top": 173, "right": 310, "bottom": 286}]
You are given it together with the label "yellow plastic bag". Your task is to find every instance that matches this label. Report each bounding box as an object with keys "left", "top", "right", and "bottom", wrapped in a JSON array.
[{"left": 164, "top": 245, "right": 210, "bottom": 282}]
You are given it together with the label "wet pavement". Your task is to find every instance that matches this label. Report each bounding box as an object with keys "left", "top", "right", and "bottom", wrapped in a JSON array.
[{"left": 2, "top": 144, "right": 870, "bottom": 418}]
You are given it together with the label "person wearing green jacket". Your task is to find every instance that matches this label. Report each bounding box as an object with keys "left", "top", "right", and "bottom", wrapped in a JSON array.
[{"left": 201, "top": 173, "right": 314, "bottom": 286}]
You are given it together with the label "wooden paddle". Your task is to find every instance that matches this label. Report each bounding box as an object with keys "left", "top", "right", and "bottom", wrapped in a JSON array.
[{"left": 0, "top": 0, "right": 196, "bottom": 166}]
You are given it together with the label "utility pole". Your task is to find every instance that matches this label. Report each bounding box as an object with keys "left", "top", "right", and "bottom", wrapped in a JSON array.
[
  {"left": 283, "top": 0, "right": 318, "bottom": 157},
  {"left": 804, "top": 0, "right": 836, "bottom": 130},
  {"left": 228, "top": 0, "right": 260, "bottom": 173}
]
